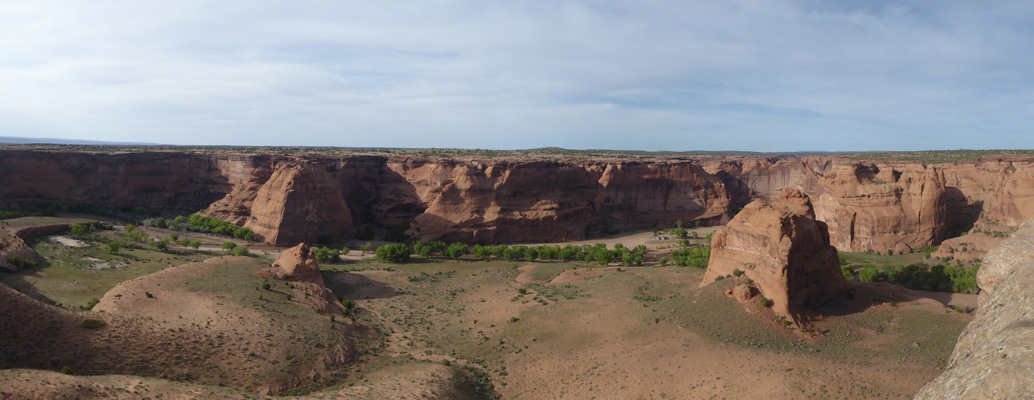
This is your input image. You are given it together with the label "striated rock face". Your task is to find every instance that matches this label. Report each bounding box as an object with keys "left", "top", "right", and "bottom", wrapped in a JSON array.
[
  {"left": 701, "top": 189, "right": 849, "bottom": 321},
  {"left": 402, "top": 160, "right": 730, "bottom": 243},
  {"left": 2, "top": 149, "right": 1033, "bottom": 250},
  {"left": 243, "top": 163, "right": 353, "bottom": 246},
  {"left": 710, "top": 158, "right": 1028, "bottom": 252},
  {"left": 915, "top": 219, "right": 1034, "bottom": 399},
  {"left": 0, "top": 150, "right": 233, "bottom": 210}
]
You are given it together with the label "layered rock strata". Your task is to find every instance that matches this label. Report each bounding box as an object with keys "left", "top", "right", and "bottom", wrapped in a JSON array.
[
  {"left": 1, "top": 149, "right": 1032, "bottom": 250},
  {"left": 701, "top": 189, "right": 849, "bottom": 321}
]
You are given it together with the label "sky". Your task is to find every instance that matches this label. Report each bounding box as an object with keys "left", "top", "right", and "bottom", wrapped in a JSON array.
[{"left": 1, "top": 1, "right": 1032, "bottom": 151}]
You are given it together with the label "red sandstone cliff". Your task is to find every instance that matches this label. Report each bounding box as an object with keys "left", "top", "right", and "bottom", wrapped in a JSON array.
[
  {"left": 700, "top": 189, "right": 849, "bottom": 321},
  {"left": 1, "top": 149, "right": 1032, "bottom": 250}
]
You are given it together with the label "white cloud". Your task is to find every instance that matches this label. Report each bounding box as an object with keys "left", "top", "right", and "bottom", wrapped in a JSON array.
[{"left": 0, "top": 0, "right": 1031, "bottom": 150}]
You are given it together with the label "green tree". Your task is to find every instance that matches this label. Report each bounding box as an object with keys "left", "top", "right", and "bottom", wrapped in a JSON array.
[
  {"left": 169, "top": 233, "right": 179, "bottom": 242},
  {"left": 314, "top": 247, "right": 341, "bottom": 263},
  {"left": 107, "top": 242, "right": 120, "bottom": 254},
  {"left": 221, "top": 241, "right": 237, "bottom": 253},
  {"left": 154, "top": 239, "right": 169, "bottom": 252},
  {"left": 190, "top": 240, "right": 201, "bottom": 250},
  {"left": 375, "top": 244, "right": 411, "bottom": 263},
  {"left": 69, "top": 223, "right": 90, "bottom": 237},
  {"left": 232, "top": 246, "right": 250, "bottom": 256},
  {"left": 859, "top": 265, "right": 880, "bottom": 282}
]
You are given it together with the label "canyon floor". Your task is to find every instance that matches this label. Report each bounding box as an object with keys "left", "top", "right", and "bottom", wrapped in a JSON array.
[{"left": 0, "top": 220, "right": 974, "bottom": 399}]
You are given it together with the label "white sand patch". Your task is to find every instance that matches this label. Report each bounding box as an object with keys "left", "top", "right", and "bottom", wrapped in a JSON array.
[{"left": 50, "top": 235, "right": 87, "bottom": 248}]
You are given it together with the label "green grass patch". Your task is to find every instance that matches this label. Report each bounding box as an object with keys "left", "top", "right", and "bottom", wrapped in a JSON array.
[
  {"left": 840, "top": 251, "right": 927, "bottom": 266},
  {"left": 1, "top": 234, "right": 214, "bottom": 309}
]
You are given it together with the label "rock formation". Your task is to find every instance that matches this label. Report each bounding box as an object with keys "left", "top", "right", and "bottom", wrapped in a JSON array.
[
  {"left": 262, "top": 243, "right": 347, "bottom": 315},
  {"left": 701, "top": 189, "right": 849, "bottom": 321},
  {"left": 915, "top": 219, "right": 1034, "bottom": 399},
  {"left": 1, "top": 148, "right": 1033, "bottom": 250},
  {"left": 242, "top": 163, "right": 354, "bottom": 246}
]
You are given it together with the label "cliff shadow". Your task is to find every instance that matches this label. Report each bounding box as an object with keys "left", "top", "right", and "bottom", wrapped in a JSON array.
[
  {"left": 0, "top": 268, "right": 60, "bottom": 308},
  {"left": 942, "top": 187, "right": 982, "bottom": 238},
  {"left": 322, "top": 271, "right": 399, "bottom": 301},
  {"left": 335, "top": 157, "right": 428, "bottom": 228}
]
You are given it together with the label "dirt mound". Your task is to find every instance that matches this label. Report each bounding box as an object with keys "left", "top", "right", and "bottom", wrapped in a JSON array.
[
  {"left": 515, "top": 264, "right": 547, "bottom": 284},
  {"left": 702, "top": 189, "right": 853, "bottom": 322},
  {"left": 547, "top": 267, "right": 615, "bottom": 285},
  {"left": 2, "top": 256, "right": 363, "bottom": 395}
]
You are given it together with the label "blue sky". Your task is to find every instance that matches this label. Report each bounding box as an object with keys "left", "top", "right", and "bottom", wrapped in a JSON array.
[{"left": 1, "top": 1, "right": 1032, "bottom": 151}]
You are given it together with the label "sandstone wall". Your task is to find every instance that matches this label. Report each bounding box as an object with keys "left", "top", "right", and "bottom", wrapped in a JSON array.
[{"left": 1, "top": 150, "right": 1032, "bottom": 249}]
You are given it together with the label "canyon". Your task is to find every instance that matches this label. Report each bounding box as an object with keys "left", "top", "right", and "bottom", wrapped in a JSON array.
[{"left": 1, "top": 148, "right": 1031, "bottom": 251}]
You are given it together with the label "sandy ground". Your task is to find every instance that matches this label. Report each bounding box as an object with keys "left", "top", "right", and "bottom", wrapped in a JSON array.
[{"left": 49, "top": 235, "right": 88, "bottom": 247}]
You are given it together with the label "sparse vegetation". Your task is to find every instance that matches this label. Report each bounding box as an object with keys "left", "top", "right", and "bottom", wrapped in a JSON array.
[{"left": 79, "top": 319, "right": 107, "bottom": 329}]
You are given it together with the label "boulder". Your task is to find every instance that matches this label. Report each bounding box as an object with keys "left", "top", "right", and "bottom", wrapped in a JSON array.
[
  {"left": 701, "top": 188, "right": 849, "bottom": 322},
  {"left": 259, "top": 243, "right": 348, "bottom": 315},
  {"left": 915, "top": 219, "right": 1034, "bottom": 399},
  {"left": 270, "top": 243, "right": 325, "bottom": 286}
]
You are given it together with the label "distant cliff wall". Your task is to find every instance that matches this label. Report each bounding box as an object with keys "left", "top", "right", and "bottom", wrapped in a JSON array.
[{"left": 0, "top": 150, "right": 1031, "bottom": 248}]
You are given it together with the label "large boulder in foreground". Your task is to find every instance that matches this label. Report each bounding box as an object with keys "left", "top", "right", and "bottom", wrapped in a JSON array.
[
  {"left": 701, "top": 188, "right": 849, "bottom": 321},
  {"left": 915, "top": 219, "right": 1034, "bottom": 399}
]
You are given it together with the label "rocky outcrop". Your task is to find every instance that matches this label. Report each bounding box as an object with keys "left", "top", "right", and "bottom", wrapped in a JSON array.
[
  {"left": 1, "top": 149, "right": 1033, "bottom": 250},
  {"left": 242, "top": 164, "right": 354, "bottom": 246},
  {"left": 261, "top": 243, "right": 347, "bottom": 315},
  {"left": 701, "top": 189, "right": 849, "bottom": 321},
  {"left": 915, "top": 219, "right": 1034, "bottom": 399},
  {"left": 403, "top": 160, "right": 730, "bottom": 243}
]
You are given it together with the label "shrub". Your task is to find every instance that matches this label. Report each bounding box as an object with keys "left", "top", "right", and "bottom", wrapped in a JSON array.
[
  {"left": 221, "top": 241, "right": 237, "bottom": 253},
  {"left": 106, "top": 242, "right": 120, "bottom": 254},
  {"left": 314, "top": 247, "right": 341, "bottom": 263},
  {"left": 859, "top": 265, "right": 880, "bottom": 282},
  {"left": 732, "top": 269, "right": 744, "bottom": 277},
  {"left": 231, "top": 246, "right": 250, "bottom": 256},
  {"left": 262, "top": 281, "right": 271, "bottom": 290},
  {"left": 60, "top": 366, "right": 73, "bottom": 375},
  {"left": 759, "top": 297, "right": 772, "bottom": 308},
  {"left": 375, "top": 243, "right": 411, "bottom": 263},
  {"left": 145, "top": 292, "right": 154, "bottom": 298},
  {"left": 80, "top": 319, "right": 106, "bottom": 329},
  {"left": 84, "top": 297, "right": 100, "bottom": 310}
]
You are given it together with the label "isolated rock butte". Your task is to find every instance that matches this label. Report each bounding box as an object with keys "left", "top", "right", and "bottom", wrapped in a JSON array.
[
  {"left": 915, "top": 219, "right": 1034, "bottom": 399},
  {"left": 701, "top": 189, "right": 849, "bottom": 320},
  {"left": 271, "top": 243, "right": 325, "bottom": 285},
  {"left": 265, "top": 243, "right": 347, "bottom": 315}
]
